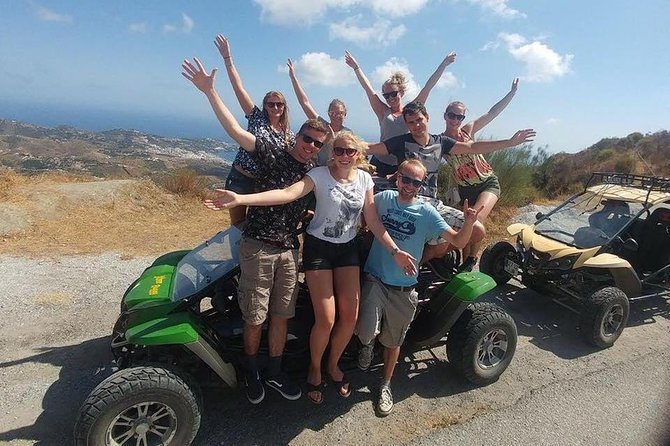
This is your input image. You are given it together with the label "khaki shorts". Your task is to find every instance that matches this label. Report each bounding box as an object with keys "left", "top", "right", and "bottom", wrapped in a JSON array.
[
  {"left": 356, "top": 274, "right": 418, "bottom": 348},
  {"left": 237, "top": 237, "right": 299, "bottom": 325},
  {"left": 419, "top": 196, "right": 464, "bottom": 245}
]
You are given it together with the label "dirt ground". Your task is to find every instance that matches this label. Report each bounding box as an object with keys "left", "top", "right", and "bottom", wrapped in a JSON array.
[{"left": 1, "top": 175, "right": 669, "bottom": 445}]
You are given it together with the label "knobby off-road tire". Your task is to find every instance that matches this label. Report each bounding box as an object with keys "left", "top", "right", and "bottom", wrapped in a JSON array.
[
  {"left": 447, "top": 302, "right": 518, "bottom": 386},
  {"left": 74, "top": 366, "right": 201, "bottom": 446},
  {"left": 579, "top": 287, "right": 630, "bottom": 349},
  {"left": 480, "top": 241, "right": 517, "bottom": 286}
]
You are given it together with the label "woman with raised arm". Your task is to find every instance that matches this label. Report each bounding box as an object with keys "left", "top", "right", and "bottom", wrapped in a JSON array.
[
  {"left": 344, "top": 50, "right": 456, "bottom": 177},
  {"left": 287, "top": 59, "right": 351, "bottom": 167},
  {"left": 442, "top": 78, "right": 520, "bottom": 271},
  {"left": 206, "top": 131, "right": 416, "bottom": 405},
  {"left": 216, "top": 34, "right": 295, "bottom": 226}
]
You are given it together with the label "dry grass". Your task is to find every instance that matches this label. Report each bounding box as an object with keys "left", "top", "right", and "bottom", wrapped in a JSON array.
[
  {"left": 160, "top": 168, "right": 210, "bottom": 200},
  {"left": 1, "top": 172, "right": 229, "bottom": 257}
]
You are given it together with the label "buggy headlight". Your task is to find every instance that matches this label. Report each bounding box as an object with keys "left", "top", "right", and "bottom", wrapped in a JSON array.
[{"left": 546, "top": 255, "right": 579, "bottom": 270}]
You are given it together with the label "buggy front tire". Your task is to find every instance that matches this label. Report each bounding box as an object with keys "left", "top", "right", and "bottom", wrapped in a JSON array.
[
  {"left": 480, "top": 241, "right": 518, "bottom": 286},
  {"left": 74, "top": 366, "right": 201, "bottom": 446},
  {"left": 447, "top": 302, "right": 518, "bottom": 386},
  {"left": 579, "top": 287, "right": 629, "bottom": 349}
]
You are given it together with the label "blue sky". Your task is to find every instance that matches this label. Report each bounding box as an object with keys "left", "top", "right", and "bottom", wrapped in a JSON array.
[{"left": 0, "top": 0, "right": 668, "bottom": 153}]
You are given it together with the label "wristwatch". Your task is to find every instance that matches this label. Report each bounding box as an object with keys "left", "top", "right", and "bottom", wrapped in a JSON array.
[{"left": 391, "top": 247, "right": 400, "bottom": 257}]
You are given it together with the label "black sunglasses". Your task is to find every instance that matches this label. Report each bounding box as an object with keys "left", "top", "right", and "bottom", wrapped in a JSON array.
[
  {"left": 333, "top": 146, "right": 358, "bottom": 157},
  {"left": 382, "top": 90, "right": 399, "bottom": 100},
  {"left": 446, "top": 111, "right": 465, "bottom": 121},
  {"left": 266, "top": 101, "right": 285, "bottom": 109},
  {"left": 399, "top": 174, "right": 425, "bottom": 188},
  {"left": 299, "top": 133, "right": 324, "bottom": 149}
]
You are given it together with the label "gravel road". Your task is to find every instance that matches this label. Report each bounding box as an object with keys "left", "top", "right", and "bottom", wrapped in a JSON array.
[{"left": 1, "top": 250, "right": 668, "bottom": 445}]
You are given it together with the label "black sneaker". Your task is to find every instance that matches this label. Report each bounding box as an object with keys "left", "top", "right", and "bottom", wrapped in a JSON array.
[
  {"left": 264, "top": 372, "right": 302, "bottom": 400},
  {"left": 458, "top": 256, "right": 478, "bottom": 272},
  {"left": 357, "top": 341, "right": 374, "bottom": 371},
  {"left": 244, "top": 370, "right": 265, "bottom": 404}
]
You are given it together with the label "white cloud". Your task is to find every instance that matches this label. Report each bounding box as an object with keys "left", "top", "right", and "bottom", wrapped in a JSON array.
[
  {"left": 253, "top": 0, "right": 429, "bottom": 25},
  {"left": 128, "top": 23, "right": 147, "bottom": 33},
  {"left": 163, "top": 13, "right": 194, "bottom": 34},
  {"left": 34, "top": 5, "right": 73, "bottom": 23},
  {"left": 283, "top": 53, "right": 354, "bottom": 87},
  {"left": 496, "top": 32, "right": 573, "bottom": 82},
  {"left": 465, "top": 0, "right": 525, "bottom": 19},
  {"left": 546, "top": 117, "right": 559, "bottom": 125},
  {"left": 436, "top": 72, "right": 458, "bottom": 89},
  {"left": 329, "top": 16, "right": 406, "bottom": 47},
  {"left": 372, "top": 58, "right": 420, "bottom": 99}
]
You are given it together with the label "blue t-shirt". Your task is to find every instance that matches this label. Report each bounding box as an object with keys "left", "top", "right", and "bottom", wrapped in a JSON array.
[{"left": 365, "top": 190, "right": 450, "bottom": 287}]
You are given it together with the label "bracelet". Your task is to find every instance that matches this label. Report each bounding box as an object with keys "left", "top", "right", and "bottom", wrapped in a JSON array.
[
  {"left": 354, "top": 67, "right": 360, "bottom": 71},
  {"left": 223, "top": 56, "right": 231, "bottom": 60},
  {"left": 391, "top": 247, "right": 400, "bottom": 257}
]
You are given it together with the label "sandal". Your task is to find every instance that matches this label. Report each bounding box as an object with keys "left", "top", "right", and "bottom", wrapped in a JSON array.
[
  {"left": 331, "top": 373, "right": 352, "bottom": 398},
  {"left": 306, "top": 381, "right": 325, "bottom": 405}
]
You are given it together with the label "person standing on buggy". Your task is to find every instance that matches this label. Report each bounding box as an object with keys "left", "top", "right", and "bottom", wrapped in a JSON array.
[
  {"left": 356, "top": 159, "right": 481, "bottom": 416},
  {"left": 442, "top": 78, "right": 520, "bottom": 271},
  {"left": 215, "top": 34, "right": 295, "bottom": 226},
  {"left": 344, "top": 49, "right": 457, "bottom": 177},
  {"left": 206, "top": 131, "right": 416, "bottom": 405},
  {"left": 183, "top": 57, "right": 329, "bottom": 405},
  {"left": 364, "top": 101, "right": 535, "bottom": 277},
  {"left": 287, "top": 59, "right": 351, "bottom": 167}
]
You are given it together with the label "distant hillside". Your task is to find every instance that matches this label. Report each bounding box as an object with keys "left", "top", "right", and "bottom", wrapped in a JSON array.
[
  {"left": 0, "top": 119, "right": 237, "bottom": 179},
  {"left": 533, "top": 130, "right": 670, "bottom": 196}
]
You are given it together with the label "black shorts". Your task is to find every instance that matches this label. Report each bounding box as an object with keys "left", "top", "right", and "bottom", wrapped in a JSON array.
[
  {"left": 225, "top": 167, "right": 255, "bottom": 194},
  {"left": 302, "top": 233, "right": 360, "bottom": 271}
]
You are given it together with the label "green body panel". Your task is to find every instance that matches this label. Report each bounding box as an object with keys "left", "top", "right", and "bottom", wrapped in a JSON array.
[
  {"left": 444, "top": 272, "right": 496, "bottom": 302},
  {"left": 125, "top": 312, "right": 200, "bottom": 345},
  {"left": 124, "top": 264, "right": 176, "bottom": 308},
  {"left": 150, "top": 250, "right": 190, "bottom": 267}
]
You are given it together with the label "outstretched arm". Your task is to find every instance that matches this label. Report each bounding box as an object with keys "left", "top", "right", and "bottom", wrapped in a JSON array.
[
  {"left": 182, "top": 58, "right": 256, "bottom": 151},
  {"left": 439, "top": 199, "right": 481, "bottom": 249},
  {"left": 215, "top": 34, "right": 255, "bottom": 115},
  {"left": 204, "top": 177, "right": 314, "bottom": 210},
  {"left": 413, "top": 51, "right": 457, "bottom": 105},
  {"left": 345, "top": 50, "right": 388, "bottom": 121},
  {"left": 366, "top": 141, "right": 390, "bottom": 156},
  {"left": 448, "top": 129, "right": 536, "bottom": 156},
  {"left": 287, "top": 59, "right": 318, "bottom": 120},
  {"left": 468, "top": 78, "right": 519, "bottom": 136},
  {"left": 362, "top": 189, "right": 417, "bottom": 275}
]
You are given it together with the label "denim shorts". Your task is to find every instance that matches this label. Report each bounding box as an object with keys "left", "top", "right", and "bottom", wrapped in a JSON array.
[{"left": 225, "top": 167, "right": 255, "bottom": 194}]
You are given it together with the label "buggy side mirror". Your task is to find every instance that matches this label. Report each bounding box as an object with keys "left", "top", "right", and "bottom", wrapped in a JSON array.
[
  {"left": 623, "top": 238, "right": 638, "bottom": 252},
  {"left": 535, "top": 212, "right": 544, "bottom": 220}
]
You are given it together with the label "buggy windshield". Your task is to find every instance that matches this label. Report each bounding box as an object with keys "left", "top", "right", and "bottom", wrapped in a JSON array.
[
  {"left": 172, "top": 226, "right": 242, "bottom": 301},
  {"left": 535, "top": 192, "right": 644, "bottom": 248}
]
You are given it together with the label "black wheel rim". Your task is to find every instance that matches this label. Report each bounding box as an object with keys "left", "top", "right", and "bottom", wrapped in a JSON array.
[
  {"left": 106, "top": 401, "right": 177, "bottom": 446},
  {"left": 602, "top": 304, "right": 624, "bottom": 337}
]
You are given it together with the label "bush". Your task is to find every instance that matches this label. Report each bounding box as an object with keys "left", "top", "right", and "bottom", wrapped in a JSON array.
[{"left": 160, "top": 168, "right": 208, "bottom": 199}]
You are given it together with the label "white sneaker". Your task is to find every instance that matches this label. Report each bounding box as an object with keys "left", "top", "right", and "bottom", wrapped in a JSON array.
[{"left": 377, "top": 383, "right": 393, "bottom": 417}]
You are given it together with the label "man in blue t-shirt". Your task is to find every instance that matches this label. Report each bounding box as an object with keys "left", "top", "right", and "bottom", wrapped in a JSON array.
[{"left": 356, "top": 159, "right": 481, "bottom": 417}]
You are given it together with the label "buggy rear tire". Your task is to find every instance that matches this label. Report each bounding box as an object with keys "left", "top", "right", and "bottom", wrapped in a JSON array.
[
  {"left": 447, "top": 302, "right": 517, "bottom": 386},
  {"left": 480, "top": 241, "right": 518, "bottom": 286},
  {"left": 74, "top": 366, "right": 201, "bottom": 446},
  {"left": 579, "top": 287, "right": 629, "bottom": 349}
]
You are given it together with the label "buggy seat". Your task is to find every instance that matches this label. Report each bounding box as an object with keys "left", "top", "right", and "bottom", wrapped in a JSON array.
[
  {"left": 588, "top": 199, "right": 630, "bottom": 237},
  {"left": 635, "top": 207, "right": 670, "bottom": 272}
]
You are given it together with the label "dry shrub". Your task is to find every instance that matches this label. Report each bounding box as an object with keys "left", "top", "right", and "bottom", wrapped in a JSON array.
[
  {"left": 0, "top": 168, "right": 27, "bottom": 200},
  {"left": 160, "top": 168, "right": 209, "bottom": 199}
]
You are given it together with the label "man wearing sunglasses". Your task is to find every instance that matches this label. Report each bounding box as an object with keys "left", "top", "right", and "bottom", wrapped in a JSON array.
[
  {"left": 357, "top": 159, "right": 481, "bottom": 416},
  {"left": 183, "top": 57, "right": 329, "bottom": 404},
  {"left": 366, "top": 101, "right": 535, "bottom": 274}
]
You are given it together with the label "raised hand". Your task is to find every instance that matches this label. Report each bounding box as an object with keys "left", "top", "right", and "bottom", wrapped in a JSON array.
[
  {"left": 214, "top": 34, "right": 231, "bottom": 59},
  {"left": 462, "top": 198, "right": 482, "bottom": 226},
  {"left": 511, "top": 77, "right": 519, "bottom": 93},
  {"left": 181, "top": 58, "right": 217, "bottom": 93},
  {"left": 287, "top": 59, "right": 295, "bottom": 77},
  {"left": 509, "top": 129, "right": 536, "bottom": 145},
  {"left": 203, "top": 189, "right": 240, "bottom": 211},
  {"left": 344, "top": 50, "right": 359, "bottom": 70},
  {"left": 444, "top": 51, "right": 457, "bottom": 65}
]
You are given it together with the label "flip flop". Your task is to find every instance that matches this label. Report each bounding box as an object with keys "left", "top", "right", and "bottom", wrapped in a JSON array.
[
  {"left": 331, "top": 373, "right": 352, "bottom": 398},
  {"left": 306, "top": 381, "right": 325, "bottom": 405}
]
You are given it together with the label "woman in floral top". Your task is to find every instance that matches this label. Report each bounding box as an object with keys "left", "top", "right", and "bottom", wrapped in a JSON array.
[{"left": 216, "top": 34, "right": 295, "bottom": 225}]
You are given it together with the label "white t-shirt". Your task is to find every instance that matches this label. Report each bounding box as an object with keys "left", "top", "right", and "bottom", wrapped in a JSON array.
[{"left": 305, "top": 166, "right": 374, "bottom": 243}]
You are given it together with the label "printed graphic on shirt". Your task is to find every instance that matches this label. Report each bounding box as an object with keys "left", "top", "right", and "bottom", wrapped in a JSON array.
[
  {"left": 446, "top": 153, "right": 493, "bottom": 187},
  {"left": 380, "top": 207, "right": 417, "bottom": 241},
  {"left": 322, "top": 183, "right": 364, "bottom": 238}
]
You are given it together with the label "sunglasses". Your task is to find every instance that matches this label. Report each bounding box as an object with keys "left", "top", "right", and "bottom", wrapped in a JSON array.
[
  {"left": 399, "top": 174, "right": 425, "bottom": 188},
  {"left": 446, "top": 111, "right": 466, "bottom": 121},
  {"left": 333, "top": 146, "right": 358, "bottom": 157},
  {"left": 382, "top": 90, "right": 399, "bottom": 100},
  {"left": 266, "top": 101, "right": 285, "bottom": 109},
  {"left": 300, "top": 133, "right": 324, "bottom": 149}
]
